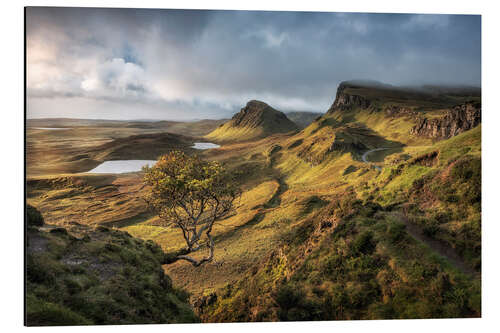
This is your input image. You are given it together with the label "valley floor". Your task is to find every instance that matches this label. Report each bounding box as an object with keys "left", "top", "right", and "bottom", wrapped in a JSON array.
[{"left": 26, "top": 120, "right": 481, "bottom": 322}]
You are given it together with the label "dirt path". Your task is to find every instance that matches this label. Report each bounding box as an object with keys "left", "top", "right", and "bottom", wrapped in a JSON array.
[
  {"left": 390, "top": 211, "right": 477, "bottom": 276},
  {"left": 361, "top": 148, "right": 389, "bottom": 171}
]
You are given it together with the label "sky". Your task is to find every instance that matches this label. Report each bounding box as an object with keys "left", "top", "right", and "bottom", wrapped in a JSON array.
[{"left": 26, "top": 7, "right": 481, "bottom": 120}]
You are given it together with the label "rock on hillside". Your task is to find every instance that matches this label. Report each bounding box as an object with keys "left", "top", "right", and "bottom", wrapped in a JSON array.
[
  {"left": 206, "top": 100, "right": 298, "bottom": 142},
  {"left": 328, "top": 82, "right": 372, "bottom": 112},
  {"left": 26, "top": 206, "right": 198, "bottom": 326},
  {"left": 410, "top": 102, "right": 481, "bottom": 139}
]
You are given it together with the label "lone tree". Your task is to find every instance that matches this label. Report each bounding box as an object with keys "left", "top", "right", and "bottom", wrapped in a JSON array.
[{"left": 143, "top": 151, "right": 240, "bottom": 267}]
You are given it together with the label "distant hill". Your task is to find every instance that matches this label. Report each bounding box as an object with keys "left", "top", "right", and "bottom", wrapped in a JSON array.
[
  {"left": 206, "top": 100, "right": 298, "bottom": 142},
  {"left": 285, "top": 111, "right": 324, "bottom": 129},
  {"left": 89, "top": 132, "right": 196, "bottom": 162},
  {"left": 27, "top": 118, "right": 227, "bottom": 137}
]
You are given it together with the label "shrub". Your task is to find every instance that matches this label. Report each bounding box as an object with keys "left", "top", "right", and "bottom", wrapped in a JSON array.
[
  {"left": 27, "top": 204, "right": 44, "bottom": 227},
  {"left": 387, "top": 223, "right": 406, "bottom": 244},
  {"left": 352, "top": 231, "right": 376, "bottom": 255},
  {"left": 26, "top": 294, "right": 92, "bottom": 326},
  {"left": 275, "top": 284, "right": 304, "bottom": 311},
  {"left": 423, "top": 223, "right": 440, "bottom": 237}
]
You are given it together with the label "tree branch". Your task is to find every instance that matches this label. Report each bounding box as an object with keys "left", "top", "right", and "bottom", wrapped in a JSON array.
[{"left": 163, "top": 233, "right": 215, "bottom": 267}]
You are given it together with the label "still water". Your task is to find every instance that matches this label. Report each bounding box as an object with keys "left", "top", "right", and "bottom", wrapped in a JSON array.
[
  {"left": 192, "top": 142, "right": 220, "bottom": 149},
  {"left": 86, "top": 142, "right": 220, "bottom": 173},
  {"left": 87, "top": 160, "right": 157, "bottom": 174}
]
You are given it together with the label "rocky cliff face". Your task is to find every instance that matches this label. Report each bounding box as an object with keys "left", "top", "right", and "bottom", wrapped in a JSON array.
[
  {"left": 410, "top": 102, "right": 481, "bottom": 140},
  {"left": 327, "top": 82, "right": 372, "bottom": 112}
]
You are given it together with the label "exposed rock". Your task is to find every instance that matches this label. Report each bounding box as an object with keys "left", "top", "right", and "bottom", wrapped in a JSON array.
[
  {"left": 409, "top": 151, "right": 439, "bottom": 167},
  {"left": 327, "top": 82, "right": 371, "bottom": 112},
  {"left": 230, "top": 100, "right": 297, "bottom": 132},
  {"left": 384, "top": 106, "right": 418, "bottom": 117},
  {"left": 410, "top": 102, "right": 481, "bottom": 139},
  {"left": 207, "top": 100, "right": 298, "bottom": 142}
]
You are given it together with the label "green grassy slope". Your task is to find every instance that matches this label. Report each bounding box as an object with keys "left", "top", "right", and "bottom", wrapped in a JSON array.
[
  {"left": 25, "top": 81, "right": 481, "bottom": 324},
  {"left": 206, "top": 100, "right": 298, "bottom": 142},
  {"left": 200, "top": 126, "right": 481, "bottom": 321},
  {"left": 26, "top": 207, "right": 198, "bottom": 326}
]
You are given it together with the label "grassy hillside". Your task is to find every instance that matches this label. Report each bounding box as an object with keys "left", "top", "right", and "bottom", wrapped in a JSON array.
[
  {"left": 199, "top": 126, "right": 481, "bottom": 322},
  {"left": 26, "top": 81, "right": 481, "bottom": 323},
  {"left": 26, "top": 206, "right": 197, "bottom": 326},
  {"left": 206, "top": 100, "right": 298, "bottom": 142}
]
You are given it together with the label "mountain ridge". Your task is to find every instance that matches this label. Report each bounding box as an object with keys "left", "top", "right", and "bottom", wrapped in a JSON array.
[{"left": 206, "top": 100, "right": 298, "bottom": 142}]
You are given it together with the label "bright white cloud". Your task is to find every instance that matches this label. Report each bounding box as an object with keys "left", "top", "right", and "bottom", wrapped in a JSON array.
[{"left": 81, "top": 58, "right": 149, "bottom": 98}]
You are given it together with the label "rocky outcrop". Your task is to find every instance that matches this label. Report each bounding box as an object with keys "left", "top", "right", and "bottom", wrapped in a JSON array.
[
  {"left": 384, "top": 106, "right": 418, "bottom": 117},
  {"left": 206, "top": 100, "right": 298, "bottom": 142},
  {"left": 230, "top": 100, "right": 297, "bottom": 131},
  {"left": 410, "top": 102, "right": 481, "bottom": 140},
  {"left": 327, "top": 82, "right": 371, "bottom": 112}
]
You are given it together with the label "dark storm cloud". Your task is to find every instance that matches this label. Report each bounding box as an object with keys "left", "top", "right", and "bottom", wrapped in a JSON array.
[{"left": 26, "top": 7, "right": 481, "bottom": 120}]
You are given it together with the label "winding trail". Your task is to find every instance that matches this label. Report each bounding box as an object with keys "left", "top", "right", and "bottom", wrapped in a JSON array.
[
  {"left": 390, "top": 211, "right": 477, "bottom": 276},
  {"left": 361, "top": 148, "right": 389, "bottom": 171},
  {"left": 361, "top": 147, "right": 477, "bottom": 276}
]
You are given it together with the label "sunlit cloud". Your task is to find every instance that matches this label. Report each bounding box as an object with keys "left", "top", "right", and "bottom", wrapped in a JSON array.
[{"left": 26, "top": 8, "right": 481, "bottom": 120}]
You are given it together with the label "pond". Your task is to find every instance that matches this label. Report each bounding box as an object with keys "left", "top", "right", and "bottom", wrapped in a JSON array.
[
  {"left": 87, "top": 160, "right": 157, "bottom": 174},
  {"left": 192, "top": 142, "right": 220, "bottom": 149}
]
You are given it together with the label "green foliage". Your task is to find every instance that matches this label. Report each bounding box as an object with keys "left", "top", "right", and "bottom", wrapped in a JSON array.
[
  {"left": 143, "top": 151, "right": 240, "bottom": 262},
  {"left": 449, "top": 157, "right": 481, "bottom": 204},
  {"left": 26, "top": 294, "right": 93, "bottom": 326},
  {"left": 351, "top": 231, "right": 376, "bottom": 255},
  {"left": 26, "top": 227, "right": 198, "bottom": 326},
  {"left": 202, "top": 196, "right": 480, "bottom": 322},
  {"left": 27, "top": 204, "right": 44, "bottom": 227},
  {"left": 275, "top": 283, "right": 320, "bottom": 321}
]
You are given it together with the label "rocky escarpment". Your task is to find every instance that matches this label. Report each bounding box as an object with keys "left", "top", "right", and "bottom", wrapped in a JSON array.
[
  {"left": 410, "top": 102, "right": 481, "bottom": 140},
  {"left": 327, "top": 82, "right": 372, "bottom": 112}
]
